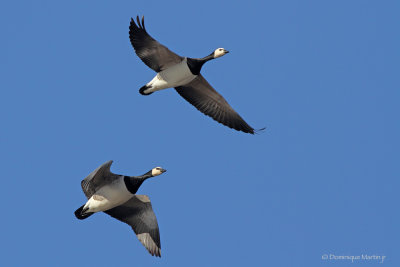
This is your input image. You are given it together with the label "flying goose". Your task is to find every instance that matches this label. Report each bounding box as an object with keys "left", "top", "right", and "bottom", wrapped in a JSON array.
[
  {"left": 74, "top": 160, "right": 166, "bottom": 257},
  {"left": 130, "top": 16, "right": 262, "bottom": 134}
]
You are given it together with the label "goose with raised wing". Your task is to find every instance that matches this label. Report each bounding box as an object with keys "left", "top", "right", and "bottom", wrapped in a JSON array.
[
  {"left": 74, "top": 160, "right": 166, "bottom": 257},
  {"left": 130, "top": 16, "right": 262, "bottom": 134}
]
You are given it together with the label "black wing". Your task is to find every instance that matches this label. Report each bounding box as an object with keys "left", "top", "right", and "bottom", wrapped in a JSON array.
[
  {"left": 105, "top": 195, "right": 161, "bottom": 257},
  {"left": 81, "top": 160, "right": 119, "bottom": 199},
  {"left": 129, "top": 16, "right": 183, "bottom": 72},
  {"left": 175, "top": 75, "right": 256, "bottom": 134}
]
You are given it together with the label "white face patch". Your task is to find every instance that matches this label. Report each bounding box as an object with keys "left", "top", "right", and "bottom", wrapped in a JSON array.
[
  {"left": 214, "top": 48, "right": 228, "bottom": 58},
  {"left": 151, "top": 167, "right": 164, "bottom": 176}
]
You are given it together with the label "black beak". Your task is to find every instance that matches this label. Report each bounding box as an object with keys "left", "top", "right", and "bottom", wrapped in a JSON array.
[
  {"left": 161, "top": 168, "right": 167, "bottom": 173},
  {"left": 224, "top": 50, "right": 229, "bottom": 53}
]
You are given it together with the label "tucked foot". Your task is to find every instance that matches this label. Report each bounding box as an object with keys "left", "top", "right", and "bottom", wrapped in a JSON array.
[{"left": 139, "top": 85, "right": 153, "bottom": 95}]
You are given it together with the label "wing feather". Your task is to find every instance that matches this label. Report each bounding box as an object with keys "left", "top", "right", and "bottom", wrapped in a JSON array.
[
  {"left": 105, "top": 195, "right": 161, "bottom": 257},
  {"left": 129, "top": 16, "right": 183, "bottom": 72},
  {"left": 80, "top": 160, "right": 119, "bottom": 198},
  {"left": 175, "top": 75, "right": 256, "bottom": 134}
]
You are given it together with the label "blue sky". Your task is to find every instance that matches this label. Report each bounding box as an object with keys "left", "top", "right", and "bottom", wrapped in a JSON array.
[{"left": 1, "top": 0, "right": 399, "bottom": 266}]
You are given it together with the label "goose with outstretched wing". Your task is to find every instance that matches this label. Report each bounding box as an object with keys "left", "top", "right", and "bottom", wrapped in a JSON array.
[
  {"left": 130, "top": 16, "right": 262, "bottom": 134},
  {"left": 74, "top": 160, "right": 166, "bottom": 257}
]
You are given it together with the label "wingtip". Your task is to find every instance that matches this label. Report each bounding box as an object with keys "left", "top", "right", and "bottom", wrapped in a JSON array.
[
  {"left": 130, "top": 17, "right": 136, "bottom": 25},
  {"left": 141, "top": 16, "right": 146, "bottom": 30},
  {"left": 149, "top": 247, "right": 161, "bottom": 257},
  {"left": 102, "top": 160, "right": 114, "bottom": 171},
  {"left": 136, "top": 15, "right": 141, "bottom": 29},
  {"left": 130, "top": 15, "right": 146, "bottom": 30},
  {"left": 130, "top": 17, "right": 138, "bottom": 30},
  {"left": 254, "top": 127, "right": 266, "bottom": 134}
]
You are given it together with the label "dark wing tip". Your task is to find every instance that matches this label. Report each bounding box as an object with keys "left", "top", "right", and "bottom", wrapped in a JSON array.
[
  {"left": 235, "top": 120, "right": 256, "bottom": 134},
  {"left": 254, "top": 127, "right": 266, "bottom": 135},
  {"left": 219, "top": 112, "right": 256, "bottom": 134},
  {"left": 152, "top": 248, "right": 161, "bottom": 257},
  {"left": 243, "top": 128, "right": 255, "bottom": 134},
  {"left": 175, "top": 76, "right": 263, "bottom": 135},
  {"left": 130, "top": 17, "right": 137, "bottom": 28},
  {"left": 136, "top": 15, "right": 144, "bottom": 30},
  {"left": 141, "top": 16, "right": 146, "bottom": 30},
  {"left": 131, "top": 15, "right": 146, "bottom": 31}
]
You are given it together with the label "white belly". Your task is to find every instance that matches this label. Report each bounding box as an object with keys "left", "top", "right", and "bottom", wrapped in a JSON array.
[
  {"left": 145, "top": 58, "right": 197, "bottom": 93},
  {"left": 84, "top": 178, "right": 133, "bottom": 213}
]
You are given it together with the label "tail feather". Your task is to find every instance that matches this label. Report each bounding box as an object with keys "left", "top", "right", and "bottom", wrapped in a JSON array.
[
  {"left": 139, "top": 85, "right": 153, "bottom": 95},
  {"left": 74, "top": 205, "right": 94, "bottom": 220}
]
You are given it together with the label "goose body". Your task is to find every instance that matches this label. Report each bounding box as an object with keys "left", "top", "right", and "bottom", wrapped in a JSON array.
[
  {"left": 74, "top": 160, "right": 166, "bottom": 257},
  {"left": 82, "top": 177, "right": 132, "bottom": 213},
  {"left": 130, "top": 16, "right": 262, "bottom": 134},
  {"left": 142, "top": 57, "right": 197, "bottom": 94}
]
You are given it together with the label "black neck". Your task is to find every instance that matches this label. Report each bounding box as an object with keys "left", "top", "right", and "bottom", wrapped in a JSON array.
[
  {"left": 123, "top": 171, "right": 152, "bottom": 194},
  {"left": 186, "top": 52, "right": 214, "bottom": 75}
]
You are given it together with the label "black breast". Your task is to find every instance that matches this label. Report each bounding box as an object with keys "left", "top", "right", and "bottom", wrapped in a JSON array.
[
  {"left": 186, "top": 58, "right": 205, "bottom": 75},
  {"left": 123, "top": 176, "right": 142, "bottom": 194}
]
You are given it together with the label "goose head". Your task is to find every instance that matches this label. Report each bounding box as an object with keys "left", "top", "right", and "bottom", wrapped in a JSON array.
[
  {"left": 213, "top": 48, "right": 229, "bottom": 58},
  {"left": 151, "top": 166, "right": 167, "bottom": 177}
]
